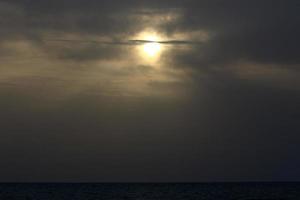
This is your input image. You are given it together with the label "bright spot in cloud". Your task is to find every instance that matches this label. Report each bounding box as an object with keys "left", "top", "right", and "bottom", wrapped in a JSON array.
[
  {"left": 136, "top": 31, "right": 164, "bottom": 61},
  {"left": 143, "top": 42, "right": 161, "bottom": 57}
]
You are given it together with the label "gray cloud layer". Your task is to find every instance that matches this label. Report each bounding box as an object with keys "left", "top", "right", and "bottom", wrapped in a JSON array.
[
  {"left": 0, "top": 0, "right": 299, "bottom": 182},
  {"left": 1, "top": 0, "right": 299, "bottom": 66}
]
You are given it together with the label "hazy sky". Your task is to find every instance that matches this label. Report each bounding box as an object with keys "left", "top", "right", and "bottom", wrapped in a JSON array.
[{"left": 0, "top": 0, "right": 299, "bottom": 182}]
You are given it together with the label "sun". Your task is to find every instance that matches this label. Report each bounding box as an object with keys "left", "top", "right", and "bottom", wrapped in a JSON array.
[
  {"left": 136, "top": 32, "right": 163, "bottom": 60},
  {"left": 143, "top": 42, "right": 161, "bottom": 57}
]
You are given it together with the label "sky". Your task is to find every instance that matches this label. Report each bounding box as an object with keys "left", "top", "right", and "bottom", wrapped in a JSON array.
[{"left": 0, "top": 0, "right": 299, "bottom": 182}]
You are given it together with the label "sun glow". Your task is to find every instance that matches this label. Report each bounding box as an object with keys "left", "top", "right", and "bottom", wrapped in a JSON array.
[
  {"left": 136, "top": 32, "right": 163, "bottom": 60},
  {"left": 143, "top": 42, "right": 161, "bottom": 57}
]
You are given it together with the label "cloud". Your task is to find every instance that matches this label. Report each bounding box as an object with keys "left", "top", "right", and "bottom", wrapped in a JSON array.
[
  {"left": 2, "top": 0, "right": 299, "bottom": 66},
  {"left": 129, "top": 39, "right": 203, "bottom": 45},
  {"left": 0, "top": 0, "right": 299, "bottom": 181}
]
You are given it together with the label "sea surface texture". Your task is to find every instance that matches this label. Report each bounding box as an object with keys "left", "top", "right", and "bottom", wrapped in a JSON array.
[{"left": 0, "top": 182, "right": 299, "bottom": 200}]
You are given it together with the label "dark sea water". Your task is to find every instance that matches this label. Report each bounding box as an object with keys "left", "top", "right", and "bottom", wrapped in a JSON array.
[{"left": 0, "top": 182, "right": 299, "bottom": 200}]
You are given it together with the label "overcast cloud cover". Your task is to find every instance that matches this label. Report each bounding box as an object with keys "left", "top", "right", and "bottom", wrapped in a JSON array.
[{"left": 0, "top": 0, "right": 299, "bottom": 182}]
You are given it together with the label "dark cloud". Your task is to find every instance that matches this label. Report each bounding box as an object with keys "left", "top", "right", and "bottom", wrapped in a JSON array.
[
  {"left": 0, "top": 0, "right": 299, "bottom": 182},
  {"left": 1, "top": 0, "right": 299, "bottom": 65},
  {"left": 0, "top": 76, "right": 299, "bottom": 182},
  {"left": 129, "top": 40, "right": 203, "bottom": 45}
]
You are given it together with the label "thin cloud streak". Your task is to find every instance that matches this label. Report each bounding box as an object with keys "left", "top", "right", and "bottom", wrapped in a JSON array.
[
  {"left": 43, "top": 39, "right": 203, "bottom": 46},
  {"left": 129, "top": 40, "right": 204, "bottom": 45}
]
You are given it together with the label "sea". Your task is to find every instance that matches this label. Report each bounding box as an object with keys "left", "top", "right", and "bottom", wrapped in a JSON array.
[{"left": 0, "top": 182, "right": 299, "bottom": 200}]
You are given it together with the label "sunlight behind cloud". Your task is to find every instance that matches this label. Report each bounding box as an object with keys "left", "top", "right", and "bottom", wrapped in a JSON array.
[
  {"left": 135, "top": 31, "right": 164, "bottom": 62},
  {"left": 143, "top": 42, "right": 161, "bottom": 57}
]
